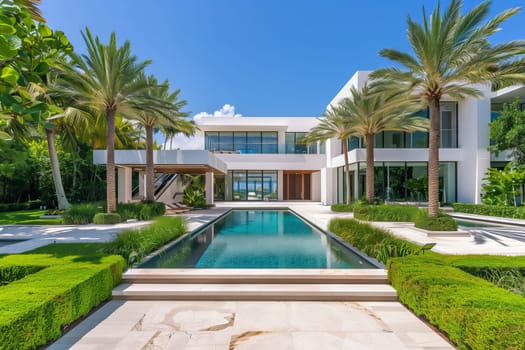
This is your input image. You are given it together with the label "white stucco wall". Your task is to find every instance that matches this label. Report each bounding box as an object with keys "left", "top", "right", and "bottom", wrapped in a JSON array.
[{"left": 311, "top": 171, "right": 321, "bottom": 201}]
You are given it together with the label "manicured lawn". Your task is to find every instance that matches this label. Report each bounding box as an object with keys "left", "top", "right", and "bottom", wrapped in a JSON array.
[
  {"left": 28, "top": 243, "right": 107, "bottom": 256},
  {"left": 0, "top": 209, "right": 63, "bottom": 225}
]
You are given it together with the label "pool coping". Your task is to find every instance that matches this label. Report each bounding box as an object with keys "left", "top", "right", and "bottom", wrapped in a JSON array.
[{"left": 137, "top": 207, "right": 383, "bottom": 269}]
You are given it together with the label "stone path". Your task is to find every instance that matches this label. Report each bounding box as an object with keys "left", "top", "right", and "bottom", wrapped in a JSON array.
[{"left": 52, "top": 301, "right": 453, "bottom": 350}]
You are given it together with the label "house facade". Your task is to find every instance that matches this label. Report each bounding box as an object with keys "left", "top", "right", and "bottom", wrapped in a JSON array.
[{"left": 94, "top": 71, "right": 524, "bottom": 206}]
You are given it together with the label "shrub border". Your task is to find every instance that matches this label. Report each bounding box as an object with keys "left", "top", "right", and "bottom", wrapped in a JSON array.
[{"left": 0, "top": 254, "right": 125, "bottom": 349}]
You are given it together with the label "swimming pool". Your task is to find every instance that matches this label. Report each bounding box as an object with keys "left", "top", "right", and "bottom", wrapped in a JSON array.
[{"left": 142, "top": 210, "right": 376, "bottom": 269}]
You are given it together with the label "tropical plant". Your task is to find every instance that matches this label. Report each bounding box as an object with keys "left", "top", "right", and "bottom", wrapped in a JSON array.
[
  {"left": 371, "top": 0, "right": 525, "bottom": 217},
  {"left": 481, "top": 164, "right": 525, "bottom": 206},
  {"left": 489, "top": 100, "right": 525, "bottom": 166},
  {"left": 54, "top": 28, "right": 166, "bottom": 212},
  {"left": 0, "top": 0, "right": 72, "bottom": 141},
  {"left": 305, "top": 106, "right": 354, "bottom": 204},
  {"left": 132, "top": 75, "right": 193, "bottom": 201},
  {"left": 338, "top": 83, "right": 428, "bottom": 203}
]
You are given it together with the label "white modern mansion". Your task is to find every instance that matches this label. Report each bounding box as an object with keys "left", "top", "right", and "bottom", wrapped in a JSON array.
[{"left": 94, "top": 71, "right": 524, "bottom": 206}]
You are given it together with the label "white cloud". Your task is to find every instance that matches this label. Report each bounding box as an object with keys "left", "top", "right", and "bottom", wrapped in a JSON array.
[
  {"left": 194, "top": 104, "right": 242, "bottom": 122},
  {"left": 163, "top": 104, "right": 242, "bottom": 150}
]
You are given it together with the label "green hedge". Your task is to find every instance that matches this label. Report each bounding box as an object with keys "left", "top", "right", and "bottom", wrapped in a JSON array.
[
  {"left": 328, "top": 218, "right": 421, "bottom": 263},
  {"left": 388, "top": 256, "right": 525, "bottom": 350},
  {"left": 104, "top": 216, "right": 187, "bottom": 265},
  {"left": 0, "top": 253, "right": 125, "bottom": 350},
  {"left": 330, "top": 203, "right": 356, "bottom": 212},
  {"left": 452, "top": 203, "right": 525, "bottom": 219},
  {"left": 353, "top": 204, "right": 420, "bottom": 222},
  {"left": 0, "top": 200, "right": 42, "bottom": 213},
  {"left": 116, "top": 201, "right": 166, "bottom": 221},
  {"left": 414, "top": 213, "right": 458, "bottom": 231},
  {"left": 93, "top": 213, "right": 122, "bottom": 224}
]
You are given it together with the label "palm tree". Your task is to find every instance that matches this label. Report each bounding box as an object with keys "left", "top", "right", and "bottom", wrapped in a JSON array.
[
  {"left": 371, "top": 0, "right": 525, "bottom": 217},
  {"left": 54, "top": 28, "right": 163, "bottom": 212},
  {"left": 132, "top": 76, "right": 193, "bottom": 201},
  {"left": 306, "top": 106, "right": 354, "bottom": 204},
  {"left": 338, "top": 84, "right": 428, "bottom": 203}
]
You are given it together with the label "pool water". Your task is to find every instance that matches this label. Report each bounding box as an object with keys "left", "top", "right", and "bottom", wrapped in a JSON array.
[
  {"left": 142, "top": 210, "right": 375, "bottom": 269},
  {"left": 455, "top": 219, "right": 500, "bottom": 228}
]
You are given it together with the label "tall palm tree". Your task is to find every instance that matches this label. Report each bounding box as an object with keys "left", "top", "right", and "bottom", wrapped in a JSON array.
[
  {"left": 371, "top": 0, "right": 525, "bottom": 217},
  {"left": 338, "top": 84, "right": 428, "bottom": 203},
  {"left": 54, "top": 28, "right": 163, "bottom": 212},
  {"left": 132, "top": 76, "right": 193, "bottom": 201},
  {"left": 306, "top": 106, "right": 353, "bottom": 204}
]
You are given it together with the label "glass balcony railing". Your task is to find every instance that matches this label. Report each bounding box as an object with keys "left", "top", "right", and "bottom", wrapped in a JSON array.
[{"left": 206, "top": 143, "right": 324, "bottom": 155}]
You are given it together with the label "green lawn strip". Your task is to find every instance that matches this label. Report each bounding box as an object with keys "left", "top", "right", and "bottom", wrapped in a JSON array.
[
  {"left": 28, "top": 243, "right": 108, "bottom": 256},
  {"left": 329, "top": 217, "right": 525, "bottom": 350},
  {"left": 0, "top": 253, "right": 125, "bottom": 350},
  {"left": 0, "top": 209, "right": 63, "bottom": 225}
]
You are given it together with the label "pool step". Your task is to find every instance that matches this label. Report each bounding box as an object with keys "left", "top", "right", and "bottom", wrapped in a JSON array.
[
  {"left": 112, "top": 283, "right": 397, "bottom": 301},
  {"left": 121, "top": 269, "right": 389, "bottom": 284}
]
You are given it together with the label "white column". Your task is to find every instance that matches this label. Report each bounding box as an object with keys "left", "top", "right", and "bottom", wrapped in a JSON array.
[
  {"left": 278, "top": 170, "right": 284, "bottom": 200},
  {"left": 205, "top": 171, "right": 214, "bottom": 205},
  {"left": 117, "top": 167, "right": 132, "bottom": 203}
]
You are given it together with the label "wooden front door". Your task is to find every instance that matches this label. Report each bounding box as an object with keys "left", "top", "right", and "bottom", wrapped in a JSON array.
[{"left": 283, "top": 172, "right": 311, "bottom": 200}]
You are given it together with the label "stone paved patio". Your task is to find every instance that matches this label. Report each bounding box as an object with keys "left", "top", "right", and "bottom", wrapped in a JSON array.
[{"left": 52, "top": 301, "right": 453, "bottom": 350}]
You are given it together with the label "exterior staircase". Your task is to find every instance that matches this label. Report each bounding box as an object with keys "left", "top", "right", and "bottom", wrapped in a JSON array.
[{"left": 113, "top": 269, "right": 396, "bottom": 301}]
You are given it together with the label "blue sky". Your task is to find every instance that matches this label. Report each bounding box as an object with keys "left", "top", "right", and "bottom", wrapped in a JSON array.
[{"left": 41, "top": 0, "right": 525, "bottom": 119}]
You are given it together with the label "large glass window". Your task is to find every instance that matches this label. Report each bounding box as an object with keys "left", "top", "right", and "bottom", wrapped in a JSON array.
[
  {"left": 286, "top": 132, "right": 315, "bottom": 154},
  {"left": 205, "top": 132, "right": 219, "bottom": 151},
  {"left": 337, "top": 161, "right": 457, "bottom": 203},
  {"left": 440, "top": 102, "right": 457, "bottom": 148},
  {"left": 383, "top": 132, "right": 405, "bottom": 148},
  {"left": 232, "top": 171, "right": 247, "bottom": 200},
  {"left": 233, "top": 132, "right": 247, "bottom": 153},
  {"left": 440, "top": 162, "right": 456, "bottom": 204},
  {"left": 262, "top": 132, "right": 278, "bottom": 154},
  {"left": 406, "top": 162, "right": 427, "bottom": 201},
  {"left": 230, "top": 170, "right": 278, "bottom": 201},
  {"left": 263, "top": 171, "right": 278, "bottom": 200},
  {"left": 219, "top": 132, "right": 233, "bottom": 152},
  {"left": 204, "top": 131, "right": 277, "bottom": 153},
  {"left": 384, "top": 162, "right": 406, "bottom": 201}
]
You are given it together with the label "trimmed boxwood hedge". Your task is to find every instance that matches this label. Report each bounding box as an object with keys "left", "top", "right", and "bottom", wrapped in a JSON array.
[
  {"left": 0, "top": 253, "right": 125, "bottom": 349},
  {"left": 353, "top": 204, "right": 421, "bottom": 222},
  {"left": 414, "top": 213, "right": 458, "bottom": 231},
  {"left": 93, "top": 212, "right": 122, "bottom": 224},
  {"left": 452, "top": 202, "right": 525, "bottom": 219},
  {"left": 388, "top": 256, "right": 525, "bottom": 350}
]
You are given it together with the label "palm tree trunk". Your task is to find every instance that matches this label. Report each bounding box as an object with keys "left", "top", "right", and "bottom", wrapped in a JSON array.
[
  {"left": 145, "top": 124, "right": 155, "bottom": 202},
  {"left": 428, "top": 98, "right": 441, "bottom": 217},
  {"left": 106, "top": 108, "right": 117, "bottom": 213},
  {"left": 365, "top": 133, "right": 375, "bottom": 204},
  {"left": 45, "top": 128, "right": 70, "bottom": 209},
  {"left": 342, "top": 139, "right": 351, "bottom": 204}
]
